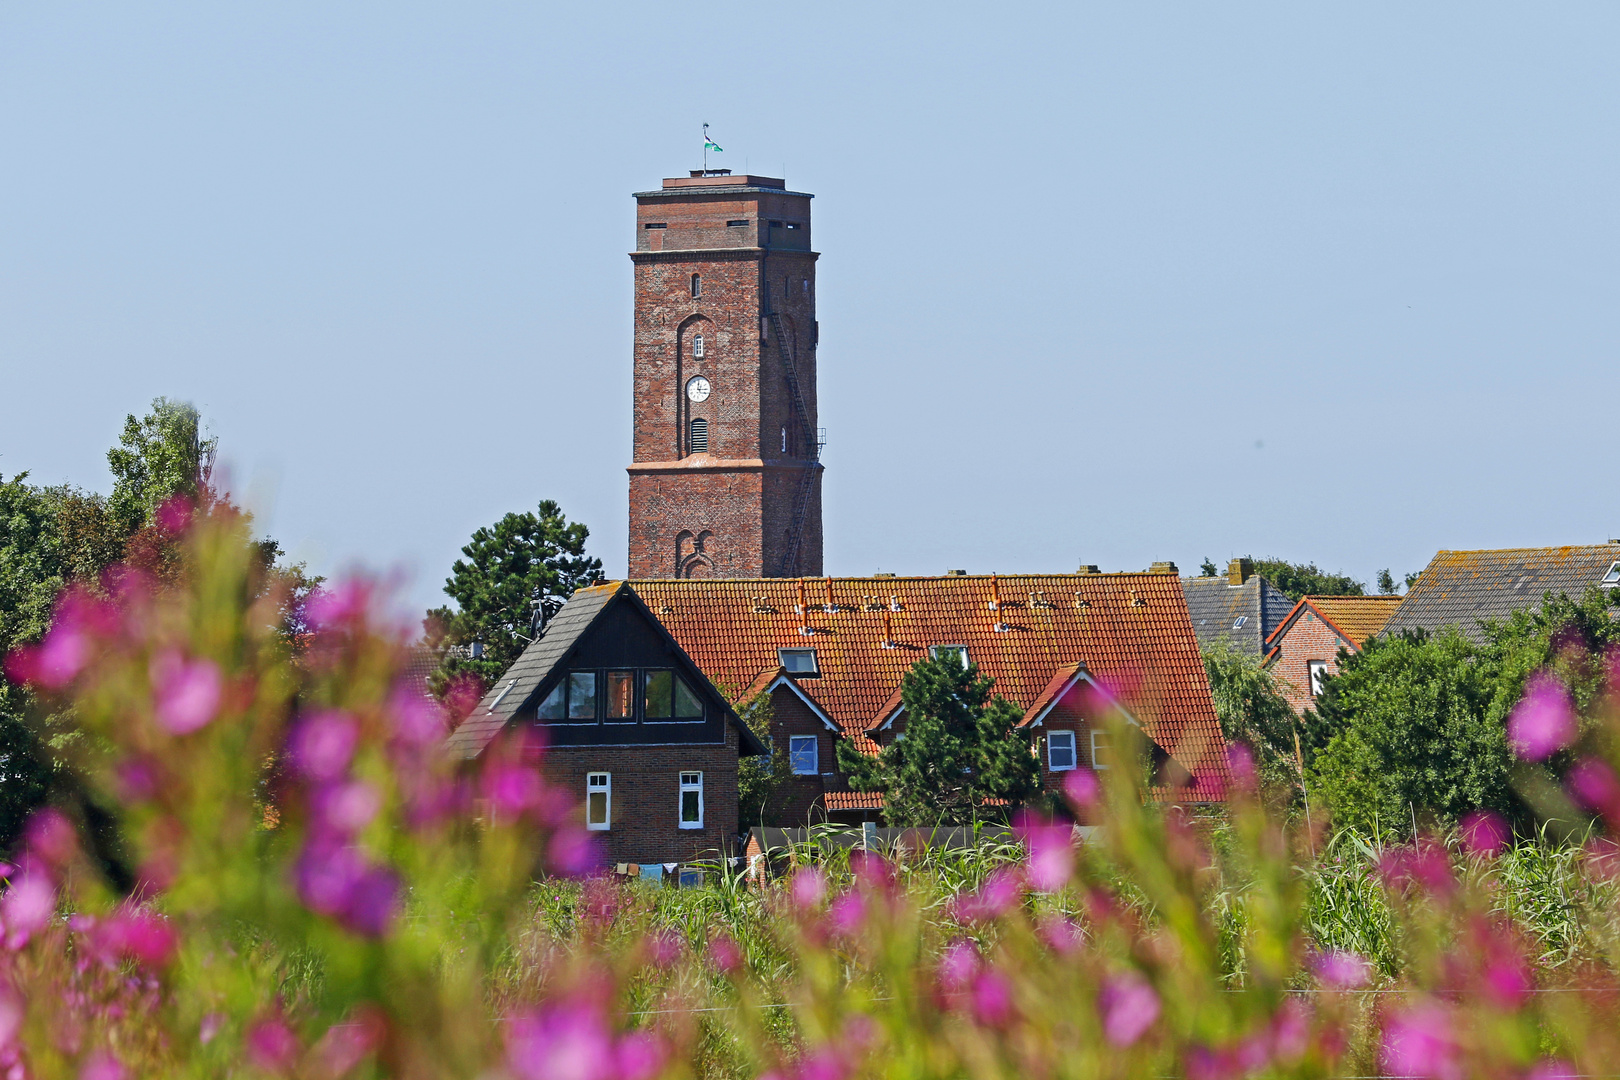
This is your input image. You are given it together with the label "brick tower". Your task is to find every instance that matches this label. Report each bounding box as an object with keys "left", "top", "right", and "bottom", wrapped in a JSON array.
[{"left": 627, "top": 171, "right": 823, "bottom": 579}]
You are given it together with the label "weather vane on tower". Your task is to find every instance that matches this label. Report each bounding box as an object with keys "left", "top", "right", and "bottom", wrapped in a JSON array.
[{"left": 702, "top": 123, "right": 723, "bottom": 174}]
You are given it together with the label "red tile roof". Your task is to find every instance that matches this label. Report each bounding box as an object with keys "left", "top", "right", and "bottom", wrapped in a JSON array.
[
  {"left": 1304, "top": 595, "right": 1402, "bottom": 648},
  {"left": 823, "top": 791, "right": 885, "bottom": 811},
  {"left": 629, "top": 573, "right": 1229, "bottom": 787}
]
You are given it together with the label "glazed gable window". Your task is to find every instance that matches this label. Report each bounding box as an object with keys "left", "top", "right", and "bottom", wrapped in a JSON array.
[
  {"left": 586, "top": 773, "right": 611, "bottom": 830},
  {"left": 1047, "top": 730, "right": 1076, "bottom": 771},
  {"left": 538, "top": 671, "right": 600, "bottom": 723},
  {"left": 643, "top": 670, "right": 705, "bottom": 721},
  {"left": 789, "top": 735, "right": 819, "bottom": 775},
  {"left": 679, "top": 772, "right": 703, "bottom": 828}
]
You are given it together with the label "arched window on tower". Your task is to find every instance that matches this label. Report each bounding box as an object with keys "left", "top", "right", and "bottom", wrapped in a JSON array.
[
  {"left": 693, "top": 334, "right": 705, "bottom": 359},
  {"left": 689, "top": 417, "right": 709, "bottom": 454},
  {"left": 690, "top": 274, "right": 701, "bottom": 298}
]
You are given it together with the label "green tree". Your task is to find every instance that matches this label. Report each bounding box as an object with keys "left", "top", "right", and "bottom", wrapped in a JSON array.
[
  {"left": 1376, "top": 568, "right": 1397, "bottom": 595},
  {"left": 1305, "top": 589, "right": 1620, "bottom": 835},
  {"left": 1203, "top": 642, "right": 1300, "bottom": 796},
  {"left": 429, "top": 500, "right": 603, "bottom": 688},
  {"left": 1248, "top": 557, "right": 1364, "bottom": 602},
  {"left": 736, "top": 691, "right": 793, "bottom": 830},
  {"left": 837, "top": 652, "right": 1040, "bottom": 826},
  {"left": 106, "top": 398, "right": 218, "bottom": 534},
  {"left": 1199, "top": 557, "right": 1219, "bottom": 577}
]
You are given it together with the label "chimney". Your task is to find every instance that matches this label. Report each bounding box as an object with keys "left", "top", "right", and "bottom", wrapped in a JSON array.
[
  {"left": 1149, "top": 561, "right": 1178, "bottom": 575},
  {"left": 1228, "top": 558, "right": 1253, "bottom": 586},
  {"left": 1076, "top": 563, "right": 1101, "bottom": 575}
]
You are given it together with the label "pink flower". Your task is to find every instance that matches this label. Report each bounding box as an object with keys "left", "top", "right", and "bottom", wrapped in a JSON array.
[
  {"left": 305, "top": 580, "right": 372, "bottom": 631},
  {"left": 970, "top": 969, "right": 1012, "bottom": 1026},
  {"left": 1313, "top": 949, "right": 1371, "bottom": 989},
  {"left": 288, "top": 711, "right": 358, "bottom": 781},
  {"left": 1567, "top": 757, "right": 1620, "bottom": 827},
  {"left": 1271, "top": 999, "right": 1311, "bottom": 1064},
  {"left": 483, "top": 763, "right": 544, "bottom": 818},
  {"left": 546, "top": 829, "right": 600, "bottom": 878},
  {"left": 315, "top": 781, "right": 383, "bottom": 834},
  {"left": 646, "top": 931, "right": 682, "bottom": 969},
  {"left": 150, "top": 652, "right": 222, "bottom": 735},
  {"left": 952, "top": 868, "right": 1023, "bottom": 923},
  {"left": 154, "top": 494, "right": 194, "bottom": 533},
  {"left": 1024, "top": 824, "right": 1075, "bottom": 891},
  {"left": 198, "top": 1012, "right": 224, "bottom": 1045},
  {"left": 1039, "top": 914, "right": 1085, "bottom": 955},
  {"left": 615, "top": 1031, "right": 666, "bottom": 1080},
  {"left": 1064, "top": 768, "right": 1101, "bottom": 809},
  {"left": 795, "top": 1048, "right": 847, "bottom": 1080},
  {"left": 389, "top": 686, "right": 447, "bottom": 746},
  {"left": 1458, "top": 810, "right": 1510, "bottom": 857},
  {"left": 1097, "top": 972, "right": 1160, "bottom": 1047},
  {"left": 24, "top": 807, "right": 78, "bottom": 867},
  {"left": 1227, "top": 743, "right": 1258, "bottom": 791},
  {"left": 1479, "top": 932, "right": 1532, "bottom": 1008},
  {"left": 1527, "top": 1059, "right": 1577, "bottom": 1080},
  {"left": 507, "top": 1003, "right": 615, "bottom": 1080},
  {"left": 937, "top": 940, "right": 980, "bottom": 991},
  {"left": 791, "top": 867, "right": 827, "bottom": 909},
  {"left": 291, "top": 840, "right": 397, "bottom": 937},
  {"left": 0, "top": 983, "right": 22, "bottom": 1051},
  {"left": 78, "top": 1052, "right": 124, "bottom": 1080},
  {"left": 707, "top": 933, "right": 743, "bottom": 974},
  {"left": 1378, "top": 844, "right": 1455, "bottom": 897},
  {"left": 2, "top": 873, "right": 56, "bottom": 949},
  {"left": 313, "top": 1009, "right": 385, "bottom": 1077},
  {"left": 246, "top": 1015, "right": 302, "bottom": 1073},
  {"left": 828, "top": 892, "right": 866, "bottom": 936},
  {"left": 100, "top": 907, "right": 177, "bottom": 968},
  {"left": 1507, "top": 674, "right": 1576, "bottom": 761},
  {"left": 341, "top": 867, "right": 399, "bottom": 938},
  {"left": 1380, "top": 1002, "right": 1459, "bottom": 1080}
]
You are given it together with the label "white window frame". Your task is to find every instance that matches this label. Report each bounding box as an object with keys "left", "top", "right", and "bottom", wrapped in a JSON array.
[
  {"left": 585, "top": 773, "right": 611, "bottom": 831},
  {"left": 930, "top": 645, "right": 969, "bottom": 668},
  {"left": 1047, "top": 730, "right": 1077, "bottom": 772},
  {"left": 1308, "top": 660, "right": 1330, "bottom": 697},
  {"left": 1603, "top": 561, "right": 1620, "bottom": 585},
  {"left": 778, "top": 647, "right": 818, "bottom": 675},
  {"left": 678, "top": 771, "right": 703, "bottom": 829},
  {"left": 1090, "top": 730, "right": 1112, "bottom": 770},
  {"left": 789, "top": 735, "right": 819, "bottom": 775},
  {"left": 693, "top": 333, "right": 705, "bottom": 359},
  {"left": 690, "top": 273, "right": 701, "bottom": 298}
]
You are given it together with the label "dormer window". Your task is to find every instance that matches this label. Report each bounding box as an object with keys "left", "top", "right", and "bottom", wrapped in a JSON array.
[
  {"left": 1604, "top": 561, "right": 1620, "bottom": 585},
  {"left": 689, "top": 418, "right": 709, "bottom": 454},
  {"left": 930, "top": 645, "right": 969, "bottom": 668},
  {"left": 693, "top": 334, "right": 705, "bottom": 359},
  {"left": 1231, "top": 616, "right": 1248, "bottom": 630},
  {"left": 779, "top": 648, "right": 818, "bottom": 675},
  {"left": 690, "top": 274, "right": 701, "bottom": 298}
]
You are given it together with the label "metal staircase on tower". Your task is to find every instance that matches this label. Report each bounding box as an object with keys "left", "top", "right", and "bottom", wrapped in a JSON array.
[{"left": 765, "top": 302, "right": 822, "bottom": 577}]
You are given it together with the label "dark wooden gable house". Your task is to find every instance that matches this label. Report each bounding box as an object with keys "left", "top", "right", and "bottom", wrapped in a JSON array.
[{"left": 446, "top": 581, "right": 767, "bottom": 867}]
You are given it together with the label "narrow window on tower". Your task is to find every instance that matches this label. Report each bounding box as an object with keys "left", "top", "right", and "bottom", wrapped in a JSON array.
[
  {"left": 689, "top": 417, "right": 709, "bottom": 454},
  {"left": 781, "top": 427, "right": 787, "bottom": 454},
  {"left": 693, "top": 334, "right": 705, "bottom": 359},
  {"left": 690, "top": 274, "right": 701, "bottom": 298}
]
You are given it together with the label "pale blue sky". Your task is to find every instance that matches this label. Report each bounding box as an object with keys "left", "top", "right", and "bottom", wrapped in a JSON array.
[{"left": 3, "top": 2, "right": 1616, "bottom": 616}]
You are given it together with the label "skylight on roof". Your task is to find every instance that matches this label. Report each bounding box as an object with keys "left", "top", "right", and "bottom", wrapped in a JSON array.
[
  {"left": 1231, "top": 616, "right": 1248, "bottom": 630},
  {"left": 1604, "top": 561, "right": 1620, "bottom": 585},
  {"left": 779, "top": 648, "right": 818, "bottom": 675}
]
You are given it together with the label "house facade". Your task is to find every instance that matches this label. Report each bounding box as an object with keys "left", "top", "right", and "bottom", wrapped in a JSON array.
[
  {"left": 1182, "top": 559, "right": 1295, "bottom": 655},
  {"left": 445, "top": 582, "right": 767, "bottom": 867},
  {"left": 631, "top": 570, "right": 1230, "bottom": 823},
  {"left": 1261, "top": 595, "right": 1402, "bottom": 714},
  {"left": 1383, "top": 544, "right": 1620, "bottom": 644}
]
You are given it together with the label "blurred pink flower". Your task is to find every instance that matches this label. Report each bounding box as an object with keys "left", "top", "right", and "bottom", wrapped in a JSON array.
[
  {"left": 1064, "top": 768, "right": 1101, "bottom": 809},
  {"left": 153, "top": 494, "right": 194, "bottom": 534},
  {"left": 646, "top": 931, "right": 682, "bottom": 969},
  {"left": 389, "top": 685, "right": 448, "bottom": 746},
  {"left": 1097, "top": 972, "right": 1160, "bottom": 1047},
  {"left": 305, "top": 580, "right": 371, "bottom": 631},
  {"left": 1378, "top": 844, "right": 1455, "bottom": 898},
  {"left": 1227, "top": 743, "right": 1258, "bottom": 791},
  {"left": 313, "top": 1009, "right": 385, "bottom": 1077},
  {"left": 615, "top": 1031, "right": 666, "bottom": 1080},
  {"left": 1566, "top": 757, "right": 1620, "bottom": 827},
  {"left": 937, "top": 940, "right": 979, "bottom": 991},
  {"left": 1023, "top": 824, "right": 1075, "bottom": 891},
  {"left": 1039, "top": 914, "right": 1085, "bottom": 955},
  {"left": 828, "top": 892, "right": 866, "bottom": 936},
  {"left": 292, "top": 840, "right": 397, "bottom": 937},
  {"left": 1271, "top": 999, "right": 1311, "bottom": 1064},
  {"left": 546, "top": 828, "right": 600, "bottom": 878},
  {"left": 1184, "top": 1044, "right": 1236, "bottom": 1080},
  {"left": 316, "top": 781, "right": 383, "bottom": 834},
  {"left": 100, "top": 907, "right": 177, "bottom": 968},
  {"left": 0, "top": 983, "right": 22, "bottom": 1051},
  {"left": 78, "top": 1052, "right": 124, "bottom": 1080},
  {"left": 341, "top": 867, "right": 400, "bottom": 938},
  {"left": 795, "top": 1048, "right": 847, "bottom": 1080},
  {"left": 150, "top": 652, "right": 222, "bottom": 735},
  {"left": 246, "top": 1015, "right": 302, "bottom": 1074},
  {"left": 114, "top": 758, "right": 159, "bottom": 803},
  {"left": 952, "top": 868, "right": 1022, "bottom": 924},
  {"left": 1458, "top": 810, "right": 1510, "bottom": 857},
  {"left": 1507, "top": 674, "right": 1576, "bottom": 761},
  {"left": 970, "top": 969, "right": 1013, "bottom": 1027},
  {"left": 2, "top": 873, "right": 56, "bottom": 949},
  {"left": 1479, "top": 932, "right": 1532, "bottom": 1008},
  {"left": 791, "top": 867, "right": 827, "bottom": 909},
  {"left": 25, "top": 807, "right": 78, "bottom": 867},
  {"left": 1312, "top": 949, "right": 1371, "bottom": 989},
  {"left": 707, "top": 933, "right": 743, "bottom": 974},
  {"left": 1527, "top": 1059, "right": 1577, "bottom": 1080},
  {"left": 198, "top": 1012, "right": 224, "bottom": 1045},
  {"left": 849, "top": 850, "right": 892, "bottom": 891},
  {"left": 288, "top": 711, "right": 359, "bottom": 781},
  {"left": 484, "top": 763, "right": 545, "bottom": 818},
  {"left": 506, "top": 1003, "right": 615, "bottom": 1080},
  {"left": 1380, "top": 1002, "right": 1459, "bottom": 1080}
]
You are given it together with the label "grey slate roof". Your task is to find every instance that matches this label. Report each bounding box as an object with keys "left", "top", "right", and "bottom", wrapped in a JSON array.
[
  {"left": 1384, "top": 545, "right": 1620, "bottom": 644},
  {"left": 1181, "top": 575, "right": 1295, "bottom": 654},
  {"left": 443, "top": 584, "right": 619, "bottom": 760}
]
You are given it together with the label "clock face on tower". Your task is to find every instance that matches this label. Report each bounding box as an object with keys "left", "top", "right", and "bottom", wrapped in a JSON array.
[{"left": 685, "top": 376, "right": 712, "bottom": 403}]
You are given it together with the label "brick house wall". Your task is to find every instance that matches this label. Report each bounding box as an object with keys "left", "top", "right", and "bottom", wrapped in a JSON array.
[
  {"left": 1268, "top": 609, "right": 1352, "bottom": 715},
  {"left": 1029, "top": 694, "right": 1108, "bottom": 826},
  {"left": 627, "top": 174, "right": 822, "bottom": 579},
  {"left": 764, "top": 681, "right": 839, "bottom": 825},
  {"left": 538, "top": 724, "right": 741, "bottom": 866}
]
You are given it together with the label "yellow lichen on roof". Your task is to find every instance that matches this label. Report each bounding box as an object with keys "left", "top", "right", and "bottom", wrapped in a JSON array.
[{"left": 1305, "top": 595, "right": 1403, "bottom": 648}]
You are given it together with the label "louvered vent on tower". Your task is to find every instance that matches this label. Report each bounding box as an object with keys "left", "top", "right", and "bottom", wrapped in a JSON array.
[{"left": 689, "top": 417, "right": 709, "bottom": 454}]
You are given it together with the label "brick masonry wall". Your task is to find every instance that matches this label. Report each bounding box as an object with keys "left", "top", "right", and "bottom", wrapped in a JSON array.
[
  {"left": 537, "top": 724, "right": 741, "bottom": 866},
  {"left": 627, "top": 182, "right": 822, "bottom": 579},
  {"left": 763, "top": 682, "right": 837, "bottom": 826},
  {"left": 1269, "top": 610, "right": 1354, "bottom": 715}
]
